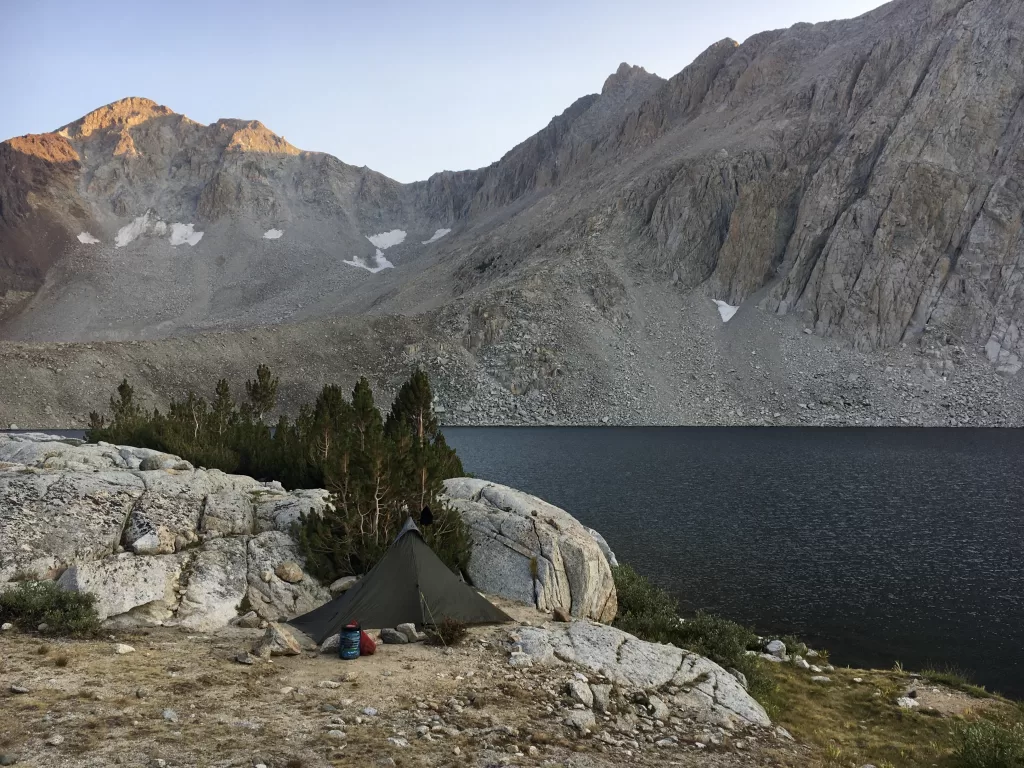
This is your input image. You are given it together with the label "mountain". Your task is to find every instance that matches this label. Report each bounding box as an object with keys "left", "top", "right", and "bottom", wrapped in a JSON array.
[{"left": 1, "top": 0, "right": 1023, "bottom": 428}]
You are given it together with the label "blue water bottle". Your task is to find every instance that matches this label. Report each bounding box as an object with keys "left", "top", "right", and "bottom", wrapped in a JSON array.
[{"left": 340, "top": 622, "right": 361, "bottom": 660}]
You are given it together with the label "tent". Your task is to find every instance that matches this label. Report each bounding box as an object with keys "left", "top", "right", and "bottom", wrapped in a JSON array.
[{"left": 287, "top": 518, "right": 511, "bottom": 644}]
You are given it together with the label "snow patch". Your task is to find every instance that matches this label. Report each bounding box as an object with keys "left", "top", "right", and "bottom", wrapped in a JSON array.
[
  {"left": 77, "top": 232, "right": 100, "bottom": 244},
  {"left": 422, "top": 228, "right": 451, "bottom": 245},
  {"left": 366, "top": 230, "right": 406, "bottom": 249},
  {"left": 344, "top": 249, "right": 394, "bottom": 274},
  {"left": 713, "top": 299, "right": 738, "bottom": 322},
  {"left": 114, "top": 214, "right": 151, "bottom": 248},
  {"left": 169, "top": 223, "right": 204, "bottom": 247},
  {"left": 263, "top": 229, "right": 284, "bottom": 240}
]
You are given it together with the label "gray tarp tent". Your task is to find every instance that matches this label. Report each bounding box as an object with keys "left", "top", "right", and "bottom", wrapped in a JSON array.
[{"left": 287, "top": 519, "right": 511, "bottom": 644}]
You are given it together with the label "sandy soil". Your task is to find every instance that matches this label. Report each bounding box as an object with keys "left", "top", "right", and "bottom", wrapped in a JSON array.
[{"left": 0, "top": 602, "right": 807, "bottom": 768}]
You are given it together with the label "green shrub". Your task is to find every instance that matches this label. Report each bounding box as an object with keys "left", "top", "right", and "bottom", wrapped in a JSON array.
[
  {"left": 0, "top": 581, "right": 101, "bottom": 637},
  {"left": 952, "top": 720, "right": 1024, "bottom": 768}
]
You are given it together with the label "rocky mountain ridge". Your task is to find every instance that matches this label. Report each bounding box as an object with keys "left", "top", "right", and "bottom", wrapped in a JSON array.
[{"left": 1, "top": 0, "right": 1022, "bottom": 426}]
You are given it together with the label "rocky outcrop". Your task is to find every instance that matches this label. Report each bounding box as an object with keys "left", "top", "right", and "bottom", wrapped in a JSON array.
[
  {"left": 442, "top": 478, "right": 617, "bottom": 623},
  {"left": 0, "top": 433, "right": 330, "bottom": 629},
  {"left": 510, "top": 620, "right": 770, "bottom": 728}
]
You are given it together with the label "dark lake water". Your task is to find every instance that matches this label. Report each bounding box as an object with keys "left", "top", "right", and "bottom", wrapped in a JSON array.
[{"left": 444, "top": 427, "right": 1024, "bottom": 697}]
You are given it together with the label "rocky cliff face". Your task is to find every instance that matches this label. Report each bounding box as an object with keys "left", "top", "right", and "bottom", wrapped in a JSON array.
[{"left": 1, "top": 0, "right": 1022, "bottom": 425}]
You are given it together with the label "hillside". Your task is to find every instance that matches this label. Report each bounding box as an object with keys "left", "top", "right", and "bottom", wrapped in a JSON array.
[{"left": 1, "top": 0, "right": 1022, "bottom": 427}]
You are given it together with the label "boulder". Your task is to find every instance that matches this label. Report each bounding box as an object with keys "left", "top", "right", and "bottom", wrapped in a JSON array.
[
  {"left": 252, "top": 488, "right": 333, "bottom": 532},
  {"left": 274, "top": 562, "right": 303, "bottom": 583},
  {"left": 199, "top": 492, "right": 255, "bottom": 536},
  {"left": 442, "top": 478, "right": 617, "bottom": 622},
  {"left": 57, "top": 553, "right": 182, "bottom": 621},
  {"left": 512, "top": 621, "right": 770, "bottom": 727},
  {"left": 245, "top": 531, "right": 329, "bottom": 620},
  {"left": 254, "top": 622, "right": 302, "bottom": 656},
  {"left": 380, "top": 628, "right": 408, "bottom": 644},
  {"left": 0, "top": 433, "right": 332, "bottom": 630},
  {"left": 585, "top": 527, "right": 618, "bottom": 567},
  {"left": 0, "top": 469, "right": 144, "bottom": 582},
  {"left": 765, "top": 639, "right": 786, "bottom": 658},
  {"left": 174, "top": 538, "right": 248, "bottom": 631}
]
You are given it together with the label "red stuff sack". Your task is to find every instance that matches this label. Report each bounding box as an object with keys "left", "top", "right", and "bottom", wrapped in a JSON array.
[{"left": 359, "top": 629, "right": 377, "bottom": 656}]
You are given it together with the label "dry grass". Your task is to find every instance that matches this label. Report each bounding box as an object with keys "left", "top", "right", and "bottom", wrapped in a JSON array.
[{"left": 767, "top": 663, "right": 1023, "bottom": 768}]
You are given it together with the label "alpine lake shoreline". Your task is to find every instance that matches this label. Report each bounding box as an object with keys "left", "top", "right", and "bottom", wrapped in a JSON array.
[{"left": 1, "top": 431, "right": 1022, "bottom": 768}]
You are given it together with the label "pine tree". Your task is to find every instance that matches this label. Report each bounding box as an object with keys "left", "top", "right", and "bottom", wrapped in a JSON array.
[
  {"left": 210, "top": 379, "right": 235, "bottom": 437},
  {"left": 245, "top": 364, "right": 279, "bottom": 422},
  {"left": 110, "top": 379, "right": 142, "bottom": 426}
]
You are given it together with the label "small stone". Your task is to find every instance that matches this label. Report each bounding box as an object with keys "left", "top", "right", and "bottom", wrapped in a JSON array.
[
  {"left": 46, "top": 735, "right": 64, "bottom": 746},
  {"left": 809, "top": 664, "right": 823, "bottom": 673},
  {"left": 0, "top": 755, "right": 16, "bottom": 766},
  {"left": 150, "top": 760, "right": 167, "bottom": 768},
  {"left": 655, "top": 738, "right": 676, "bottom": 747},
  {"left": 114, "top": 643, "right": 136, "bottom": 655},
  {"left": 527, "top": 745, "right": 539, "bottom": 757},
  {"left": 567, "top": 680, "right": 593, "bottom": 708},
  {"left": 380, "top": 628, "right": 408, "bottom": 644},
  {"left": 853, "top": 677, "right": 864, "bottom": 683},
  {"left": 235, "top": 611, "right": 261, "bottom": 629},
  {"left": 135, "top": 688, "right": 149, "bottom": 699},
  {"left": 395, "top": 622, "right": 424, "bottom": 642},
  {"left": 811, "top": 675, "right": 831, "bottom": 683},
  {"left": 508, "top": 651, "right": 533, "bottom": 668},
  {"left": 387, "top": 737, "right": 409, "bottom": 748},
  {"left": 275, "top": 562, "right": 303, "bottom": 583},
  {"left": 236, "top": 652, "right": 257, "bottom": 665},
  {"left": 329, "top": 576, "right": 358, "bottom": 594},
  {"left": 896, "top": 697, "right": 920, "bottom": 709},
  {"left": 326, "top": 730, "right": 347, "bottom": 741},
  {"left": 362, "top": 707, "right": 378, "bottom": 716},
  {"left": 10, "top": 685, "right": 29, "bottom": 695},
  {"left": 318, "top": 680, "right": 342, "bottom": 689},
  {"left": 280, "top": 686, "right": 295, "bottom": 695},
  {"left": 563, "top": 709, "right": 596, "bottom": 732},
  {"left": 260, "top": 570, "right": 273, "bottom": 583},
  {"left": 552, "top": 607, "right": 571, "bottom": 622},
  {"left": 0, "top": 623, "right": 13, "bottom": 631},
  {"left": 162, "top": 709, "right": 179, "bottom": 723},
  {"left": 794, "top": 659, "right": 810, "bottom": 670}
]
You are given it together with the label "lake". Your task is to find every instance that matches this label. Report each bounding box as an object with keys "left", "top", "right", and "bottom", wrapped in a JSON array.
[{"left": 444, "top": 427, "right": 1024, "bottom": 697}]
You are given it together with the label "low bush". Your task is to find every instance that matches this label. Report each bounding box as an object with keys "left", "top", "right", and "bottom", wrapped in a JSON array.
[
  {"left": 952, "top": 720, "right": 1024, "bottom": 768},
  {"left": 0, "top": 581, "right": 101, "bottom": 637},
  {"left": 425, "top": 617, "right": 468, "bottom": 647}
]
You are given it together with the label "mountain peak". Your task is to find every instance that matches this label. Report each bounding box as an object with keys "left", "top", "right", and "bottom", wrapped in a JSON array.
[
  {"left": 601, "top": 62, "right": 662, "bottom": 97},
  {"left": 58, "top": 97, "right": 176, "bottom": 139}
]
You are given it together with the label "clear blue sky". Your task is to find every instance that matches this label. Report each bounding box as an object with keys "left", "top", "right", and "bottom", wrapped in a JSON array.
[{"left": 4, "top": 0, "right": 885, "bottom": 182}]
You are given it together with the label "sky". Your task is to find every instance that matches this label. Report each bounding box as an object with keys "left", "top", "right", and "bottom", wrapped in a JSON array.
[{"left": 3, "top": 0, "right": 886, "bottom": 183}]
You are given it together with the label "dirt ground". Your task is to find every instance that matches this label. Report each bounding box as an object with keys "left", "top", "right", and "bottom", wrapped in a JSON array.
[{"left": 0, "top": 602, "right": 808, "bottom": 768}]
